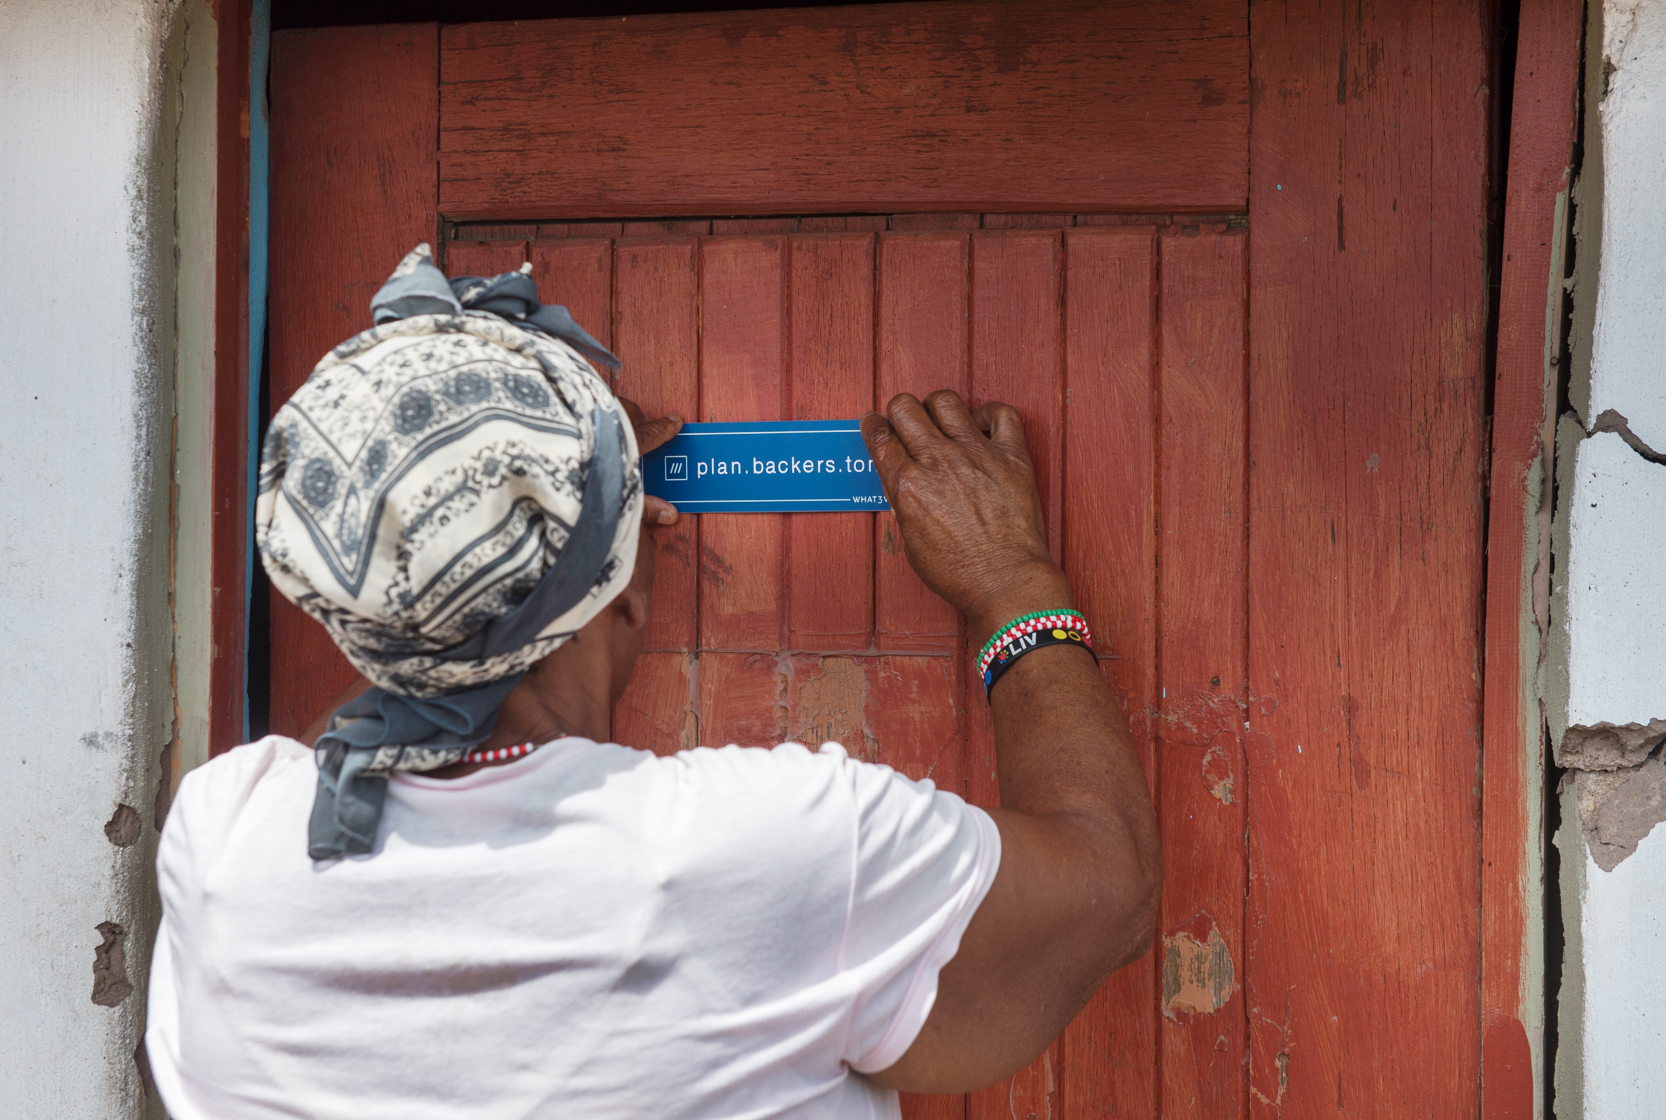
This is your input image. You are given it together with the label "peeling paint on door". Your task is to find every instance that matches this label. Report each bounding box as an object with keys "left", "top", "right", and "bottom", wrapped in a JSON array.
[{"left": 1162, "top": 921, "right": 1236, "bottom": 1018}]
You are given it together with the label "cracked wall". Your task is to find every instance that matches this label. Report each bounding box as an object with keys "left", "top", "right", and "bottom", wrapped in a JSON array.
[
  {"left": 0, "top": 1, "right": 213, "bottom": 1116},
  {"left": 1553, "top": 3, "right": 1666, "bottom": 1117}
]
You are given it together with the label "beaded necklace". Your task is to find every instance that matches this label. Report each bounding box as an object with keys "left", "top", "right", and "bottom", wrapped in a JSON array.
[{"left": 462, "top": 741, "right": 539, "bottom": 765}]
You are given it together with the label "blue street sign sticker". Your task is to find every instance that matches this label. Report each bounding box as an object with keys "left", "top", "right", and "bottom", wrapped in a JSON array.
[{"left": 642, "top": 421, "right": 890, "bottom": 512}]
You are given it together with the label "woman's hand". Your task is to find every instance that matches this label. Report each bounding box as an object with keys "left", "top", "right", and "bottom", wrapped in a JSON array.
[
  {"left": 619, "top": 396, "right": 683, "bottom": 526},
  {"left": 860, "top": 390, "right": 1070, "bottom": 645}
]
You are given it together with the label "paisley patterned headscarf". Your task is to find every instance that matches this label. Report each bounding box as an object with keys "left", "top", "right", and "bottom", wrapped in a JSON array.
[{"left": 257, "top": 245, "right": 643, "bottom": 858}]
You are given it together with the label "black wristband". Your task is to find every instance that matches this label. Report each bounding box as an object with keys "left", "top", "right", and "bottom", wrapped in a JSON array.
[{"left": 982, "top": 627, "right": 1096, "bottom": 701}]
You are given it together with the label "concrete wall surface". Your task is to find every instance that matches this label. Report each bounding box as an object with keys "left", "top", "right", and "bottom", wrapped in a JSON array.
[
  {"left": 0, "top": 0, "right": 198, "bottom": 1115},
  {"left": 1556, "top": 2, "right": 1666, "bottom": 1116}
]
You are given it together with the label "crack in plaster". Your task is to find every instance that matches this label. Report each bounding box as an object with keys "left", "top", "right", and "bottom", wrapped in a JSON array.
[{"left": 1589, "top": 407, "right": 1666, "bottom": 463}]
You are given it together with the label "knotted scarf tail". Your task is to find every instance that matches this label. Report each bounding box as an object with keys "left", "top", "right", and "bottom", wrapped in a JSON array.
[
  {"left": 308, "top": 676, "right": 522, "bottom": 859},
  {"left": 308, "top": 752, "right": 390, "bottom": 859}
]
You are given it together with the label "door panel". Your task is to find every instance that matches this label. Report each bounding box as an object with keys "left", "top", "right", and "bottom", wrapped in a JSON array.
[{"left": 437, "top": 1, "right": 1249, "bottom": 220}]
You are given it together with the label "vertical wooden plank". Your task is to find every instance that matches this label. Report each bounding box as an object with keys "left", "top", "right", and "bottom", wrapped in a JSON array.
[
  {"left": 966, "top": 228, "right": 1065, "bottom": 1120},
  {"left": 610, "top": 236, "right": 701, "bottom": 747},
  {"left": 1482, "top": 3, "right": 1583, "bottom": 1117},
  {"left": 698, "top": 652, "right": 785, "bottom": 747},
  {"left": 1246, "top": 2, "right": 1489, "bottom": 1115},
  {"left": 788, "top": 234, "right": 875, "bottom": 652},
  {"left": 212, "top": 0, "right": 254, "bottom": 753},
  {"left": 965, "top": 229, "right": 1065, "bottom": 811},
  {"left": 266, "top": 24, "right": 438, "bottom": 739},
  {"left": 528, "top": 239, "right": 612, "bottom": 353},
  {"left": 870, "top": 228, "right": 973, "bottom": 1080},
  {"left": 445, "top": 240, "right": 526, "bottom": 279},
  {"left": 970, "top": 231, "right": 1064, "bottom": 560},
  {"left": 1155, "top": 229, "right": 1247, "bottom": 1120},
  {"left": 875, "top": 232, "right": 969, "bottom": 654},
  {"left": 868, "top": 656, "right": 963, "bottom": 794},
  {"left": 699, "top": 237, "right": 788, "bottom": 651},
  {"left": 613, "top": 651, "right": 696, "bottom": 756},
  {"left": 1057, "top": 226, "right": 1159, "bottom": 1120},
  {"left": 900, "top": 1091, "right": 968, "bottom": 1120},
  {"left": 614, "top": 238, "right": 701, "bottom": 655}
]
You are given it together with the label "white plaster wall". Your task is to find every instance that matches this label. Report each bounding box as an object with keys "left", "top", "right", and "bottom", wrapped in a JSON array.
[
  {"left": 1564, "top": 432, "right": 1666, "bottom": 730},
  {"left": 1581, "top": 823, "right": 1666, "bottom": 1119},
  {"left": 1562, "top": 4, "right": 1666, "bottom": 1118},
  {"left": 1591, "top": 1, "right": 1666, "bottom": 452},
  {"left": 0, "top": 0, "right": 179, "bottom": 1114}
]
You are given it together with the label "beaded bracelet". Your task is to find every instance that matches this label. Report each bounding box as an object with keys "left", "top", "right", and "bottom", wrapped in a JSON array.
[
  {"left": 976, "top": 609, "right": 1092, "bottom": 677},
  {"left": 979, "top": 610, "right": 1095, "bottom": 701}
]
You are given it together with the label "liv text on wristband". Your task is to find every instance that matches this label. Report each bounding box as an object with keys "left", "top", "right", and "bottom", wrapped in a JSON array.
[
  {"left": 980, "top": 611, "right": 1095, "bottom": 701},
  {"left": 977, "top": 610, "right": 1092, "bottom": 677}
]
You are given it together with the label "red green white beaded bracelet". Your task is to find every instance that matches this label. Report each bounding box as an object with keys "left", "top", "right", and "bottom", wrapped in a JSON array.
[{"left": 977, "top": 610, "right": 1092, "bottom": 677}]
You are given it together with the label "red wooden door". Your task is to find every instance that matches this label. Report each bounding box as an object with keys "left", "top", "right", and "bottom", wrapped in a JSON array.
[{"left": 268, "top": 3, "right": 1497, "bottom": 1116}]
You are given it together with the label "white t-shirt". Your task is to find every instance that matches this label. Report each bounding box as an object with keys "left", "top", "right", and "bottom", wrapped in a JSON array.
[{"left": 147, "top": 735, "right": 999, "bottom": 1120}]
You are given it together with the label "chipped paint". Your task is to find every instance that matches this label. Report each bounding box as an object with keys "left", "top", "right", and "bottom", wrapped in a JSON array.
[
  {"left": 787, "top": 656, "right": 869, "bottom": 755},
  {"left": 1161, "top": 922, "right": 1236, "bottom": 1018},
  {"left": 1201, "top": 738, "right": 1235, "bottom": 804}
]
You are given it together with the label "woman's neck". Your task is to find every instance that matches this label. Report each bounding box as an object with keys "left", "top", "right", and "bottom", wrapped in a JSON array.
[{"left": 428, "top": 629, "right": 617, "bottom": 778}]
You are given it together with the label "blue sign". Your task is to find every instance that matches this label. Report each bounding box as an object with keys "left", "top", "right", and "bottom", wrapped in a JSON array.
[{"left": 642, "top": 421, "right": 890, "bottom": 512}]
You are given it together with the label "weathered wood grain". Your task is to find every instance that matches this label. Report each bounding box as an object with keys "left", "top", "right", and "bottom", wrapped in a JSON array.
[
  {"left": 1482, "top": 2, "right": 1583, "bottom": 1116},
  {"left": 1155, "top": 228, "right": 1247, "bottom": 1119},
  {"left": 528, "top": 239, "right": 612, "bottom": 355},
  {"left": 698, "top": 651, "right": 786, "bottom": 748},
  {"left": 698, "top": 237, "right": 788, "bottom": 651},
  {"left": 445, "top": 239, "right": 524, "bottom": 279},
  {"left": 266, "top": 24, "right": 439, "bottom": 738},
  {"left": 613, "top": 238, "right": 701, "bottom": 656},
  {"left": 875, "top": 232, "right": 969, "bottom": 654},
  {"left": 1057, "top": 226, "right": 1159, "bottom": 1119},
  {"left": 1245, "top": 2, "right": 1490, "bottom": 1114},
  {"left": 788, "top": 235, "right": 876, "bottom": 652},
  {"left": 612, "top": 651, "right": 695, "bottom": 757},
  {"left": 438, "top": 1, "right": 1247, "bottom": 219},
  {"left": 965, "top": 228, "right": 1065, "bottom": 1120}
]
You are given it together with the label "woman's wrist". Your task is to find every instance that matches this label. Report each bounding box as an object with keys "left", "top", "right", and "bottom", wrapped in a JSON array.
[{"left": 966, "top": 563, "right": 1076, "bottom": 649}]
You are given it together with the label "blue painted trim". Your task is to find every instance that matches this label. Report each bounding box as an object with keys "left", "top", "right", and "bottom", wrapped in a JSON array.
[{"left": 245, "top": 0, "right": 271, "bottom": 742}]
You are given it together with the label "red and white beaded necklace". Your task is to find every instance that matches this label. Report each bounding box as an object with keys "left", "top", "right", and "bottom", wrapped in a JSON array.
[{"left": 462, "top": 740, "right": 538, "bottom": 765}]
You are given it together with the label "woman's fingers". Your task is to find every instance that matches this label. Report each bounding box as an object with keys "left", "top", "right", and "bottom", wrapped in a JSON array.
[
  {"left": 975, "top": 402, "right": 1030, "bottom": 463},
  {"left": 884, "top": 393, "right": 953, "bottom": 458},
  {"left": 642, "top": 495, "right": 679, "bottom": 526},
  {"left": 923, "top": 390, "right": 985, "bottom": 445},
  {"left": 618, "top": 395, "right": 684, "bottom": 455},
  {"left": 861, "top": 411, "right": 914, "bottom": 500}
]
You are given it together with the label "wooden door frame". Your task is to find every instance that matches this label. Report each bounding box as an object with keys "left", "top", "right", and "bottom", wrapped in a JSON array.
[
  {"left": 1482, "top": 2, "right": 1583, "bottom": 1117},
  {"left": 226, "top": 1, "right": 1587, "bottom": 1114}
]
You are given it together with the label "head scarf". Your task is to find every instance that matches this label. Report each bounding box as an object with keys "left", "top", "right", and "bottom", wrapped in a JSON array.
[{"left": 256, "top": 244, "right": 642, "bottom": 859}]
